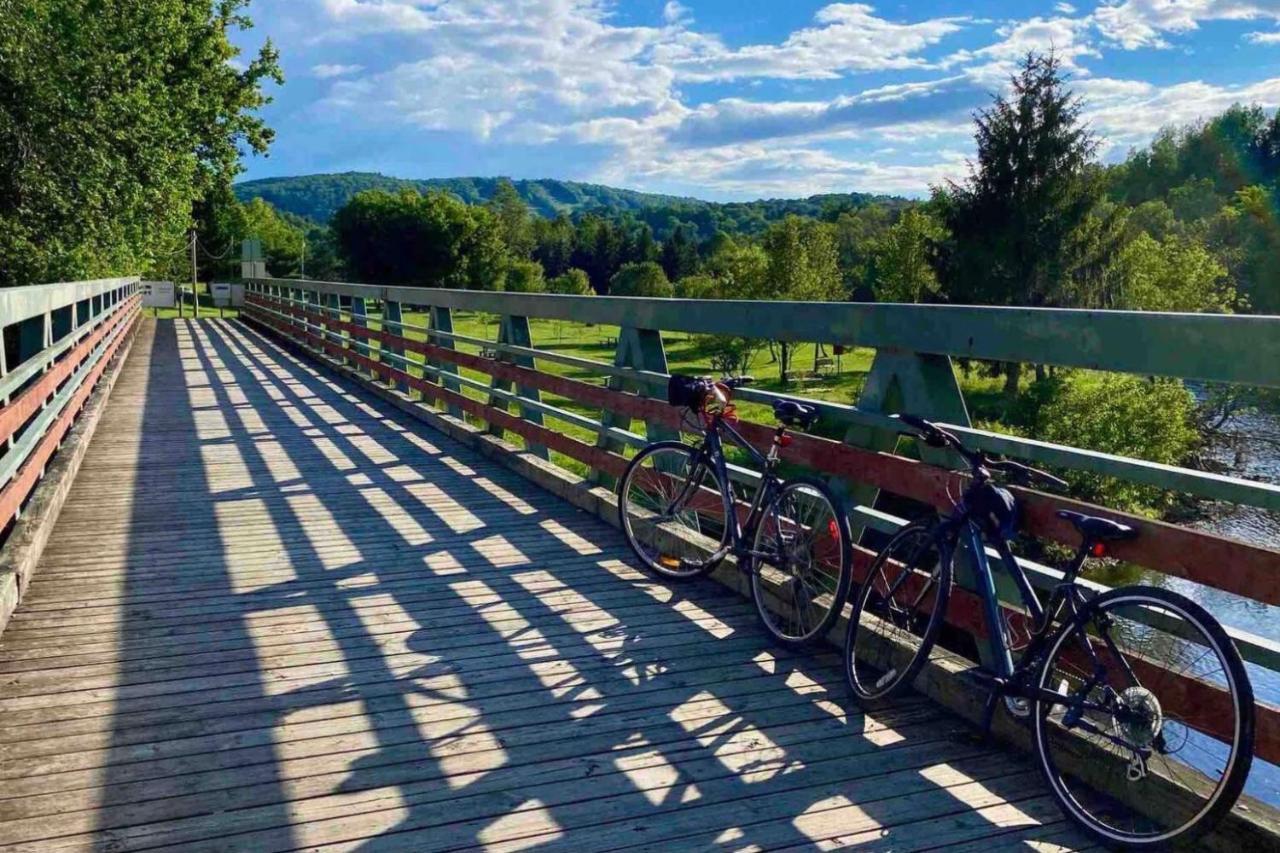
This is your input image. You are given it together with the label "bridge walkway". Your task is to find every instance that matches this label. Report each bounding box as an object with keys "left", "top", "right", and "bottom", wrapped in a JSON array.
[{"left": 0, "top": 318, "right": 1091, "bottom": 851}]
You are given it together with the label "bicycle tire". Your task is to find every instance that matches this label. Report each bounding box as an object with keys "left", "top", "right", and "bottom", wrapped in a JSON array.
[
  {"left": 750, "top": 476, "right": 853, "bottom": 649},
  {"left": 844, "top": 518, "right": 953, "bottom": 702},
  {"left": 1032, "top": 585, "right": 1255, "bottom": 848},
  {"left": 617, "top": 440, "right": 730, "bottom": 580}
]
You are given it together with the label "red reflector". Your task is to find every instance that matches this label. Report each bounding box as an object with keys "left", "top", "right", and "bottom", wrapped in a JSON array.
[
  {"left": 829, "top": 520, "right": 839, "bottom": 540},
  {"left": 1091, "top": 542, "right": 1107, "bottom": 558},
  {"left": 779, "top": 435, "right": 793, "bottom": 447}
]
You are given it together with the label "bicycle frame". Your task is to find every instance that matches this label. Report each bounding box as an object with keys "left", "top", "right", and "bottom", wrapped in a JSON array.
[
  {"left": 937, "top": 512, "right": 1117, "bottom": 706},
  {"left": 690, "top": 415, "right": 782, "bottom": 558}
]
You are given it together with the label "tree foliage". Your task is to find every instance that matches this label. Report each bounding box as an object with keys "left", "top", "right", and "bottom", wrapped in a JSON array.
[
  {"left": 0, "top": 0, "right": 281, "bottom": 286},
  {"left": 608, "top": 261, "right": 673, "bottom": 297},
  {"left": 332, "top": 189, "right": 514, "bottom": 290},
  {"left": 871, "top": 208, "right": 945, "bottom": 303},
  {"left": 933, "top": 53, "right": 1103, "bottom": 310},
  {"left": 546, "top": 267, "right": 592, "bottom": 295}
]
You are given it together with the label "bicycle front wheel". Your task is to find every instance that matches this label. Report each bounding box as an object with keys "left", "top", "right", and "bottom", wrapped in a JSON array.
[
  {"left": 618, "top": 440, "right": 730, "bottom": 580},
  {"left": 844, "top": 519, "right": 953, "bottom": 702},
  {"left": 1033, "top": 585, "right": 1254, "bottom": 848},
  {"left": 750, "top": 476, "right": 852, "bottom": 648}
]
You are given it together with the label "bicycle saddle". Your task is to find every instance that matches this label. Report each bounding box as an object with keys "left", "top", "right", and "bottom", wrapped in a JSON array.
[
  {"left": 773, "top": 400, "right": 818, "bottom": 430},
  {"left": 1057, "top": 510, "right": 1137, "bottom": 542}
]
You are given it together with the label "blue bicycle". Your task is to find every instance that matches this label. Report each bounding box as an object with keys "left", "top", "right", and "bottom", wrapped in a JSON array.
[{"left": 843, "top": 414, "right": 1255, "bottom": 848}]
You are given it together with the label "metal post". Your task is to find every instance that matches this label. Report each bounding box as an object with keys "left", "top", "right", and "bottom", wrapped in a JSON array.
[
  {"left": 350, "top": 296, "right": 369, "bottom": 371},
  {"left": 488, "top": 315, "right": 547, "bottom": 459},
  {"left": 429, "top": 305, "right": 463, "bottom": 418},
  {"left": 590, "top": 326, "right": 676, "bottom": 486},
  {"left": 383, "top": 300, "right": 409, "bottom": 394}
]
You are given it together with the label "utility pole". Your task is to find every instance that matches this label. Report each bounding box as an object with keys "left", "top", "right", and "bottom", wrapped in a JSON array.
[
  {"left": 190, "top": 229, "right": 198, "bottom": 320},
  {"left": 301, "top": 238, "right": 306, "bottom": 279}
]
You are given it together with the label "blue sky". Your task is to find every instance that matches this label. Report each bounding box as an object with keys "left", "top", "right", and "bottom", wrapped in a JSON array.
[{"left": 231, "top": 1, "right": 1280, "bottom": 200}]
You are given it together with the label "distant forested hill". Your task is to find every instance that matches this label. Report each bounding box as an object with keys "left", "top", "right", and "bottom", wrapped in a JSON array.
[{"left": 233, "top": 172, "right": 906, "bottom": 238}]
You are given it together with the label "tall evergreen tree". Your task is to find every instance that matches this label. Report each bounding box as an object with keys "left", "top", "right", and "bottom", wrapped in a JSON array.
[{"left": 933, "top": 52, "right": 1104, "bottom": 397}]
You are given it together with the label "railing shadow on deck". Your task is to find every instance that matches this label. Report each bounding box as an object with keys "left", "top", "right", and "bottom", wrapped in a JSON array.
[{"left": 86, "top": 317, "right": 1079, "bottom": 850}]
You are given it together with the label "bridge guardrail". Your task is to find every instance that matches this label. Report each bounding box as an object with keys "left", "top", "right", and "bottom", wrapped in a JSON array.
[
  {"left": 0, "top": 278, "right": 141, "bottom": 533},
  {"left": 242, "top": 277, "right": 1280, "bottom": 774}
]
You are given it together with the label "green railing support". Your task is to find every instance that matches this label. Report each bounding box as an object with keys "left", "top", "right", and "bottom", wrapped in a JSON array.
[
  {"left": 488, "top": 315, "right": 547, "bottom": 459},
  {"left": 383, "top": 299, "right": 409, "bottom": 395},
  {"left": 429, "top": 305, "right": 463, "bottom": 418},
  {"left": 350, "top": 296, "right": 369, "bottom": 371},
  {"left": 591, "top": 326, "right": 675, "bottom": 486}
]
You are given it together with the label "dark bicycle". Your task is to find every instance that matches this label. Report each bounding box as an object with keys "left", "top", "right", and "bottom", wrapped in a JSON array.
[
  {"left": 844, "top": 414, "right": 1254, "bottom": 849},
  {"left": 617, "top": 374, "right": 853, "bottom": 649}
]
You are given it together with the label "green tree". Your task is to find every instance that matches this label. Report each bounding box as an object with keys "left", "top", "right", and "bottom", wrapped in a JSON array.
[
  {"left": 762, "top": 215, "right": 841, "bottom": 382},
  {"left": 1205, "top": 184, "right": 1280, "bottom": 312},
  {"left": 831, "top": 205, "right": 893, "bottom": 297},
  {"left": 1028, "top": 374, "right": 1199, "bottom": 513},
  {"left": 660, "top": 223, "right": 700, "bottom": 281},
  {"left": 703, "top": 241, "right": 770, "bottom": 299},
  {"left": 546, "top": 267, "right": 592, "bottom": 295},
  {"left": 238, "top": 198, "right": 305, "bottom": 278},
  {"left": 487, "top": 178, "right": 535, "bottom": 258},
  {"left": 933, "top": 52, "right": 1104, "bottom": 398},
  {"left": 0, "top": 0, "right": 282, "bottom": 286},
  {"left": 871, "top": 208, "right": 945, "bottom": 303},
  {"left": 675, "top": 274, "right": 719, "bottom": 300},
  {"left": 332, "top": 189, "right": 510, "bottom": 290},
  {"left": 609, "top": 261, "right": 673, "bottom": 297},
  {"left": 503, "top": 258, "right": 546, "bottom": 293},
  {"left": 531, "top": 214, "right": 575, "bottom": 277},
  {"left": 1106, "top": 232, "right": 1233, "bottom": 312}
]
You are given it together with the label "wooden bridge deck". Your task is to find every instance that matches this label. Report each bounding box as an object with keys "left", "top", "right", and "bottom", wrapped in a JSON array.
[{"left": 0, "top": 318, "right": 1092, "bottom": 852}]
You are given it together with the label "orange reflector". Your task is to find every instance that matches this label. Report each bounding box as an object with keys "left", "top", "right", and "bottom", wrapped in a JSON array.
[
  {"left": 658, "top": 555, "right": 682, "bottom": 568},
  {"left": 1091, "top": 542, "right": 1107, "bottom": 558}
]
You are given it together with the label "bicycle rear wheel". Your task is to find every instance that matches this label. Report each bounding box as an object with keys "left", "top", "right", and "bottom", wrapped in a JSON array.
[
  {"left": 750, "top": 476, "right": 852, "bottom": 648},
  {"left": 1033, "top": 585, "right": 1254, "bottom": 848},
  {"left": 618, "top": 440, "right": 730, "bottom": 580},
  {"left": 844, "top": 519, "right": 952, "bottom": 701}
]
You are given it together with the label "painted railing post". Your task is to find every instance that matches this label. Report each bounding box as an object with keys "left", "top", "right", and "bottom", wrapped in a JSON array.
[
  {"left": 429, "top": 305, "right": 463, "bottom": 418},
  {"left": 840, "top": 346, "right": 998, "bottom": 666},
  {"left": 488, "top": 315, "right": 547, "bottom": 459},
  {"left": 383, "top": 299, "right": 409, "bottom": 394},
  {"left": 326, "top": 293, "right": 343, "bottom": 352},
  {"left": 307, "top": 289, "right": 322, "bottom": 344},
  {"left": 591, "top": 326, "right": 676, "bottom": 486},
  {"left": 350, "top": 296, "right": 369, "bottom": 371}
]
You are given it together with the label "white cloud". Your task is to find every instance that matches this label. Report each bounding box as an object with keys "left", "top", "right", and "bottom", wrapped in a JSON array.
[
  {"left": 657, "top": 4, "right": 969, "bottom": 81},
  {"left": 311, "top": 63, "right": 364, "bottom": 78},
  {"left": 1246, "top": 30, "right": 1280, "bottom": 42},
  {"left": 668, "top": 76, "right": 980, "bottom": 146},
  {"left": 944, "top": 16, "right": 1100, "bottom": 82},
  {"left": 662, "top": 1, "right": 692, "bottom": 25},
  {"left": 1080, "top": 74, "right": 1280, "bottom": 151},
  {"left": 280, "top": 0, "right": 1280, "bottom": 198},
  {"left": 1094, "top": 0, "right": 1280, "bottom": 50}
]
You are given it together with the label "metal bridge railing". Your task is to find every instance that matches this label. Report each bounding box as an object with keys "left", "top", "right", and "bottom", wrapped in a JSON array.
[{"left": 242, "top": 277, "right": 1280, "bottom": 803}]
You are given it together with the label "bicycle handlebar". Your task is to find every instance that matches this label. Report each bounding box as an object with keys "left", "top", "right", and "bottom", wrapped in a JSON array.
[{"left": 891, "top": 413, "right": 1068, "bottom": 491}]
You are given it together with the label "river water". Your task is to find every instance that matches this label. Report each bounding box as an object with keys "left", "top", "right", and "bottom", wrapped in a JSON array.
[{"left": 1137, "top": 402, "right": 1280, "bottom": 802}]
